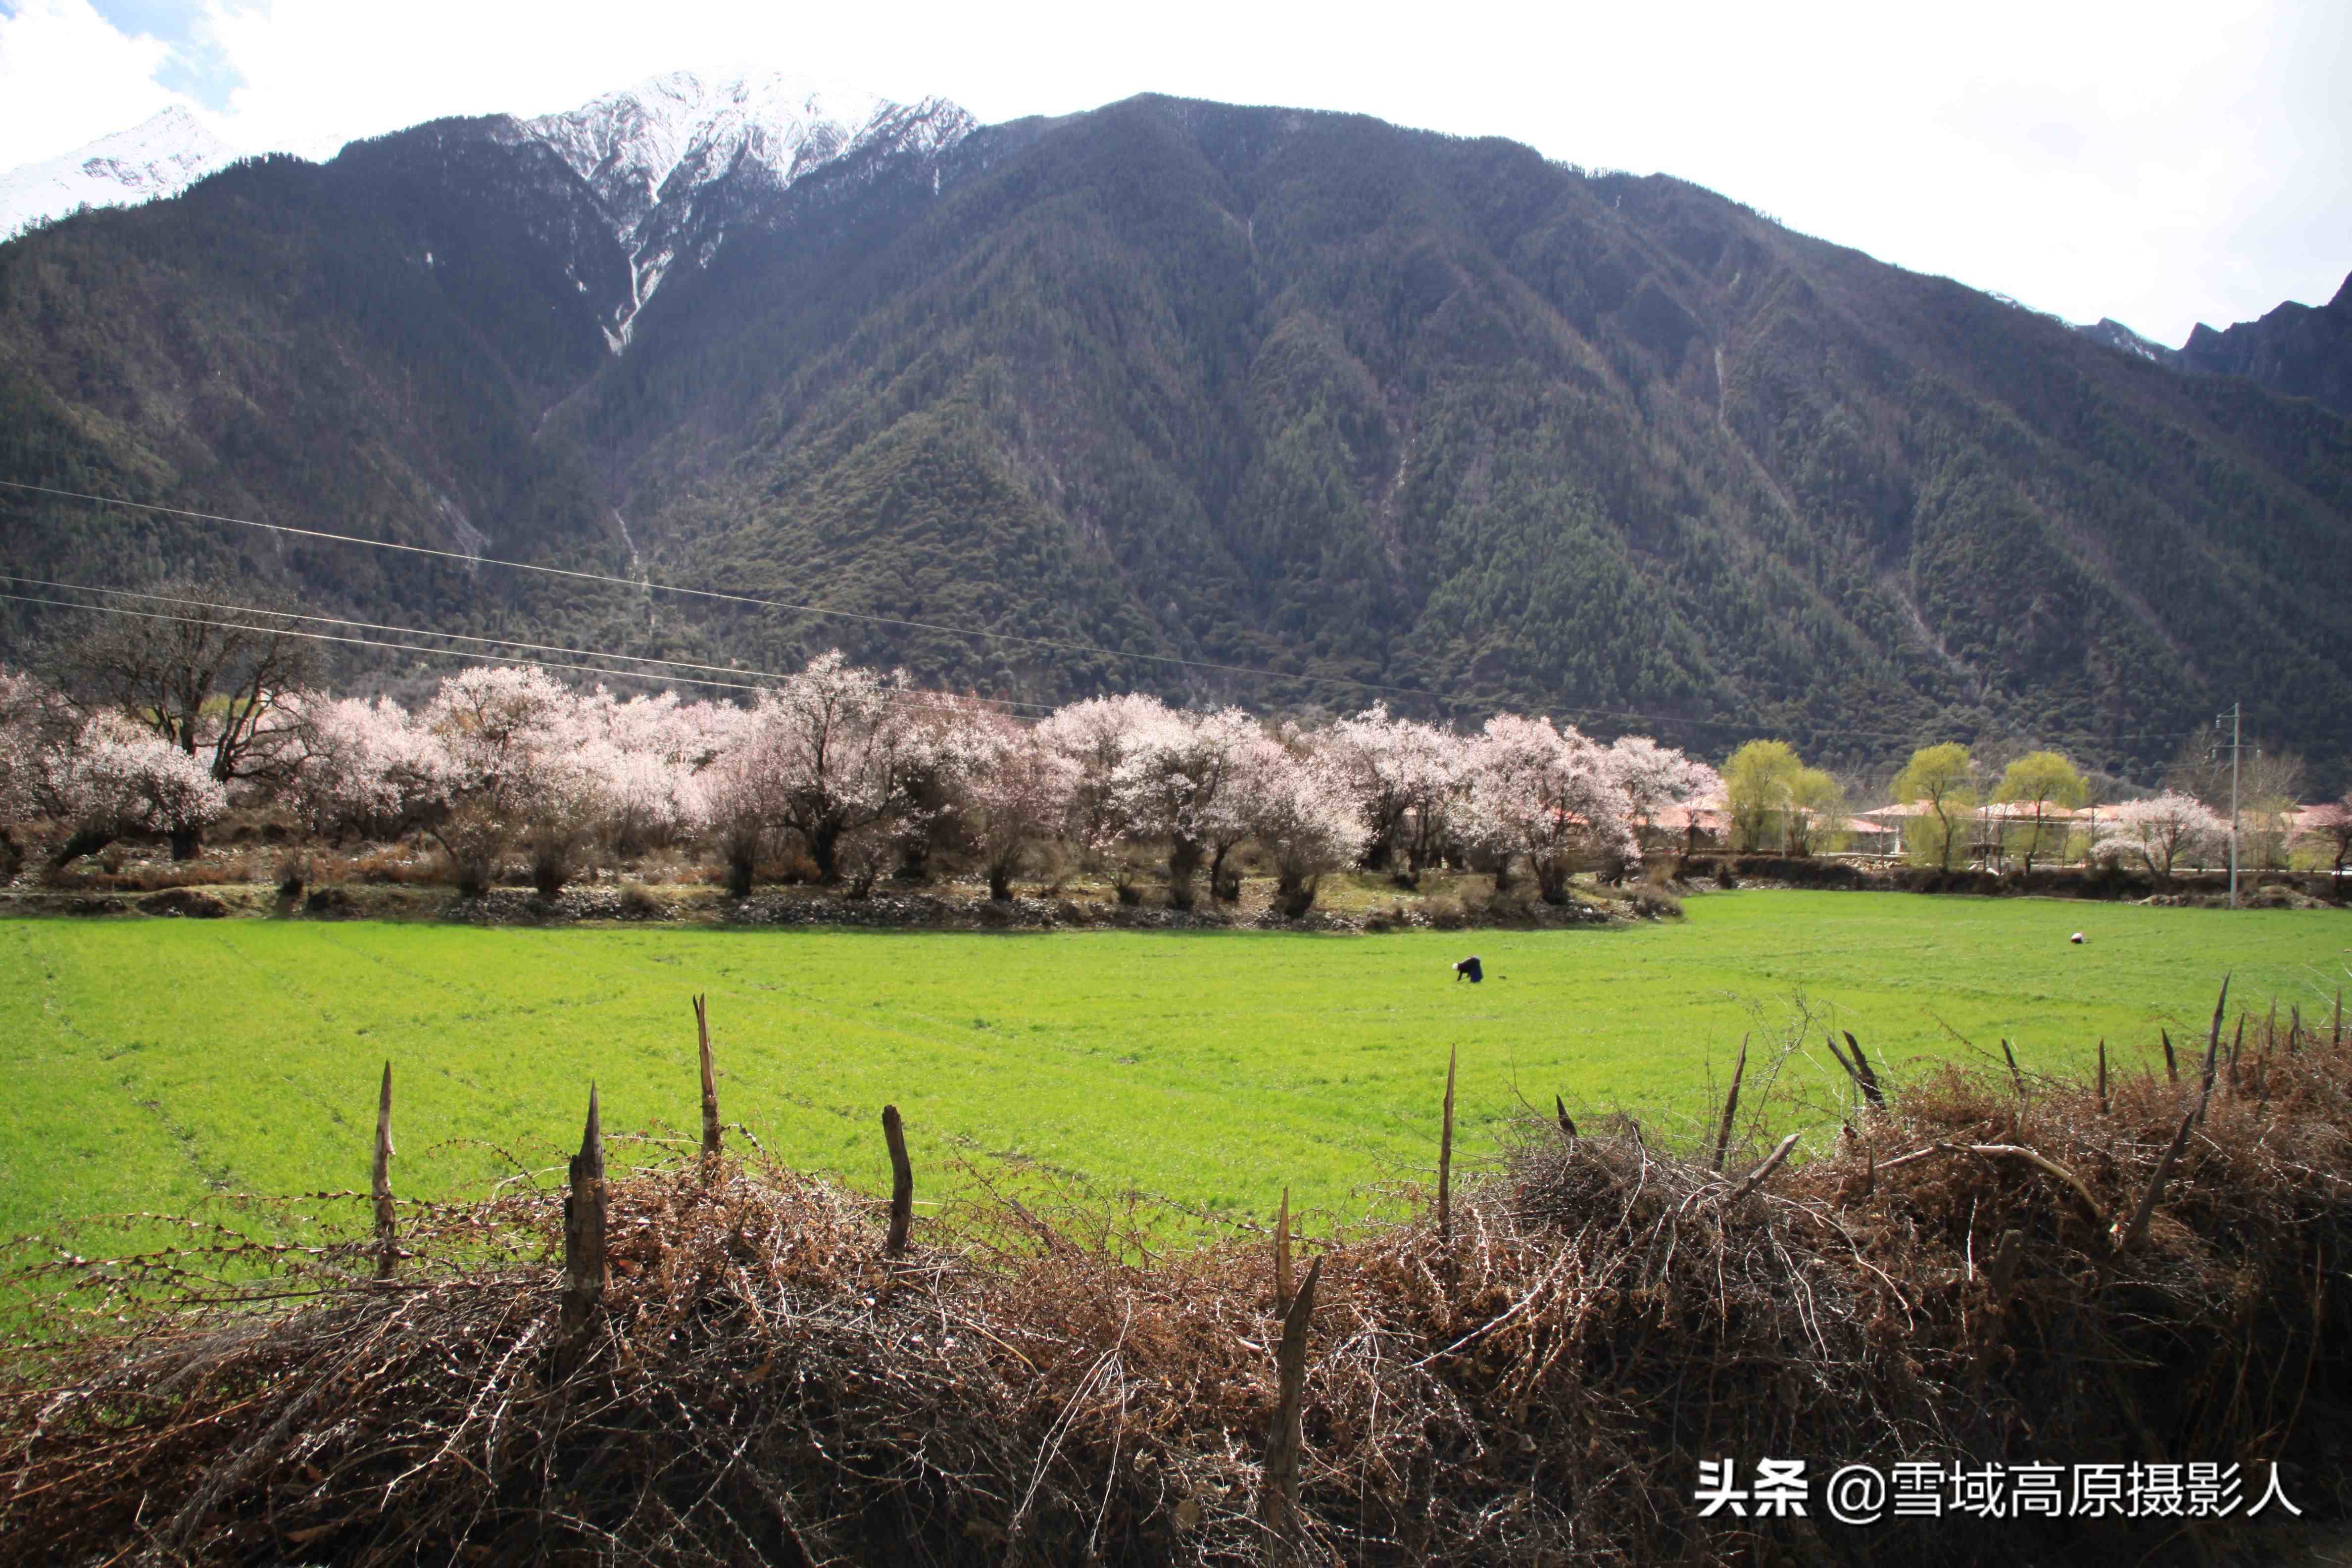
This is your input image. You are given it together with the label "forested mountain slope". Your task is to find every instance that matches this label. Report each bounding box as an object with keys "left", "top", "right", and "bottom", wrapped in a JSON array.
[{"left": 3, "top": 92, "right": 2348, "bottom": 782}]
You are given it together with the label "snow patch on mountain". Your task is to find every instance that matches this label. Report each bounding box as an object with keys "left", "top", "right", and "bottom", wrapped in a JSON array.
[
  {"left": 2073, "top": 317, "right": 2181, "bottom": 367},
  {"left": 0, "top": 107, "right": 241, "bottom": 239},
  {"left": 512, "top": 69, "right": 973, "bottom": 347}
]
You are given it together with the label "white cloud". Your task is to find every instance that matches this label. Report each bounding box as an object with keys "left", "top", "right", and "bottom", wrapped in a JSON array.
[
  {"left": 5, "top": 0, "right": 2347, "bottom": 345},
  {"left": 0, "top": 0, "right": 186, "bottom": 164}
]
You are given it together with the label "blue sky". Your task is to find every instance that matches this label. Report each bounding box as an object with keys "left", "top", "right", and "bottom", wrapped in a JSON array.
[
  {"left": 80, "top": 0, "right": 240, "bottom": 105},
  {"left": 0, "top": 0, "right": 2346, "bottom": 345}
]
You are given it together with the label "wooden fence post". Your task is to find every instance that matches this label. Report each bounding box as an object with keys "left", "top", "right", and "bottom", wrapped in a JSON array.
[
  {"left": 1554, "top": 1095, "right": 1576, "bottom": 1140},
  {"left": 2110, "top": 1109, "right": 2197, "bottom": 1255},
  {"left": 1710, "top": 1035, "right": 1748, "bottom": 1174},
  {"left": 371, "top": 1061, "right": 396, "bottom": 1281},
  {"left": 1999, "top": 1038, "right": 2025, "bottom": 1097},
  {"left": 693, "top": 993, "right": 721, "bottom": 1160},
  {"left": 2196, "top": 976, "right": 2230, "bottom": 1124},
  {"left": 2161, "top": 1029, "right": 2178, "bottom": 1084},
  {"left": 1437, "top": 1044, "right": 1457, "bottom": 1244},
  {"left": 1259, "top": 1255, "right": 1323, "bottom": 1557},
  {"left": 1843, "top": 1032, "right": 1886, "bottom": 1108},
  {"left": 2095, "top": 1040, "right": 2108, "bottom": 1118},
  {"left": 1826, "top": 1033, "right": 1886, "bottom": 1110},
  {"left": 882, "top": 1105, "right": 914, "bottom": 1258},
  {"left": 561, "top": 1086, "right": 608, "bottom": 1338},
  {"left": 1274, "top": 1185, "right": 1294, "bottom": 1317}
]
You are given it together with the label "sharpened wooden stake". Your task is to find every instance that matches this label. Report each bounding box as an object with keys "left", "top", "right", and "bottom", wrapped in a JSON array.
[
  {"left": 1825, "top": 1033, "right": 1883, "bottom": 1111},
  {"left": 2110, "top": 1109, "right": 2197, "bottom": 1255},
  {"left": 1711, "top": 1035, "right": 1748, "bottom": 1173},
  {"left": 882, "top": 1104, "right": 913, "bottom": 1258},
  {"left": 1844, "top": 1032, "right": 1886, "bottom": 1108},
  {"left": 2095, "top": 1040, "right": 2109, "bottom": 1118},
  {"left": 1259, "top": 1255, "right": 1323, "bottom": 1556},
  {"left": 1555, "top": 1095, "right": 1576, "bottom": 1140},
  {"left": 692, "top": 993, "right": 721, "bottom": 1159},
  {"left": 1824, "top": 1033, "right": 1857, "bottom": 1089},
  {"left": 371, "top": 1061, "right": 396, "bottom": 1281},
  {"left": 2197, "top": 975, "right": 2230, "bottom": 1124},
  {"left": 1437, "top": 1044, "right": 1457, "bottom": 1244},
  {"left": 2335, "top": 987, "right": 2343, "bottom": 1050},
  {"left": 561, "top": 1085, "right": 608, "bottom": 1337},
  {"left": 2161, "top": 1029, "right": 2178, "bottom": 1084},
  {"left": 1999, "top": 1038, "right": 2025, "bottom": 1097},
  {"left": 1274, "top": 1185, "right": 1294, "bottom": 1317}
]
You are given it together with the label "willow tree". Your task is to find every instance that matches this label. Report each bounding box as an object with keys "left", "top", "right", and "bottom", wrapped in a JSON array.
[
  {"left": 1894, "top": 743, "right": 1975, "bottom": 873},
  {"left": 1994, "top": 750, "right": 2086, "bottom": 871},
  {"left": 1722, "top": 740, "right": 1801, "bottom": 853}
]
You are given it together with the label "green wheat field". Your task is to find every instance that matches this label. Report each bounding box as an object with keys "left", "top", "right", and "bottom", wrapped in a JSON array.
[{"left": 2, "top": 891, "right": 2346, "bottom": 1245}]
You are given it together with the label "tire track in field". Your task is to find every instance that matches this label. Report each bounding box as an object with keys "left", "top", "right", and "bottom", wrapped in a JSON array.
[{"left": 36, "top": 926, "right": 241, "bottom": 1204}]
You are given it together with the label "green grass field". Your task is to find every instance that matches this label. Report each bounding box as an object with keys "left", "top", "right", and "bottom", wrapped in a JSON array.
[{"left": 2, "top": 892, "right": 2346, "bottom": 1245}]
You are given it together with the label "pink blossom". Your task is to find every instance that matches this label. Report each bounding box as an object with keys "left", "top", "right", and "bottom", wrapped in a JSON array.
[
  {"left": 2094, "top": 792, "right": 2227, "bottom": 877},
  {"left": 1465, "top": 715, "right": 1638, "bottom": 901}
]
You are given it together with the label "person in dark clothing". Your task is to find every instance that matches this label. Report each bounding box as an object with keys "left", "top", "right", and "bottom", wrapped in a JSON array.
[{"left": 1454, "top": 955, "right": 1483, "bottom": 983}]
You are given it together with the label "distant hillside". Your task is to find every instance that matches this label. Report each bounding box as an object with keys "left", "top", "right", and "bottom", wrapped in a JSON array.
[{"left": 3, "top": 90, "right": 2349, "bottom": 784}]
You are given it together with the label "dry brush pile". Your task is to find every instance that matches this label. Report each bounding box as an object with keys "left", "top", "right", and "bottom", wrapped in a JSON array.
[{"left": 3, "top": 988, "right": 2349, "bottom": 1566}]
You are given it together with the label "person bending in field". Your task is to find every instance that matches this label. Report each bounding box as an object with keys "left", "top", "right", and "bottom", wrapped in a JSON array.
[{"left": 1454, "top": 955, "right": 1483, "bottom": 983}]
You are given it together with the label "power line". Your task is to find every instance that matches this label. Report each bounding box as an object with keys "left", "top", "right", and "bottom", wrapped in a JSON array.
[
  {"left": 0, "top": 575, "right": 1053, "bottom": 714},
  {"left": 0, "top": 478, "right": 1444, "bottom": 702},
  {"left": 4, "top": 591, "right": 1032, "bottom": 717},
  {"left": 0, "top": 478, "right": 2210, "bottom": 751},
  {"left": 0, "top": 591, "right": 775, "bottom": 694}
]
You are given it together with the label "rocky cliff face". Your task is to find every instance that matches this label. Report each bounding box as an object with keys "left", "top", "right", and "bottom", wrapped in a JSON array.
[{"left": 2175, "top": 272, "right": 2352, "bottom": 418}]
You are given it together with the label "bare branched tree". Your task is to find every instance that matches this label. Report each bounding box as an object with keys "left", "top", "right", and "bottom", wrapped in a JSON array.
[
  {"left": 59, "top": 583, "right": 319, "bottom": 780},
  {"left": 55, "top": 581, "right": 320, "bottom": 854}
]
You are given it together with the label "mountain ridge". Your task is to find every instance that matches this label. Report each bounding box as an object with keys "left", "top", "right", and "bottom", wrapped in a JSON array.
[
  {"left": 0, "top": 106, "right": 242, "bottom": 238},
  {"left": 2, "top": 87, "right": 2347, "bottom": 786},
  {"left": 2073, "top": 271, "right": 2352, "bottom": 418}
]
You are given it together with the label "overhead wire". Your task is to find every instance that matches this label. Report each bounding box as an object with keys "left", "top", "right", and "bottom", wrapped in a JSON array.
[
  {"left": 0, "top": 575, "right": 1054, "bottom": 713},
  {"left": 2, "top": 478, "right": 2207, "bottom": 750},
  {"left": 0, "top": 478, "right": 1444, "bottom": 701},
  {"left": 0, "top": 591, "right": 1019, "bottom": 716}
]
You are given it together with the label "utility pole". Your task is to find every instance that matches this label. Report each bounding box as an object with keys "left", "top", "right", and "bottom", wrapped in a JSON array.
[{"left": 2215, "top": 702, "right": 2241, "bottom": 908}]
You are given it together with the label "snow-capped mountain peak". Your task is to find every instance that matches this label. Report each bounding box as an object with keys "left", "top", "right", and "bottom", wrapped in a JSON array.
[
  {"left": 512, "top": 69, "right": 973, "bottom": 348},
  {"left": 524, "top": 70, "right": 885, "bottom": 232},
  {"left": 0, "top": 106, "right": 242, "bottom": 239}
]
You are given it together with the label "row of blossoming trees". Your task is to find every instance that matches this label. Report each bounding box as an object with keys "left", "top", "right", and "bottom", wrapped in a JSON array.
[
  {"left": 9, "top": 652, "right": 2345, "bottom": 909},
  {"left": 0, "top": 655, "right": 1727, "bottom": 913}
]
